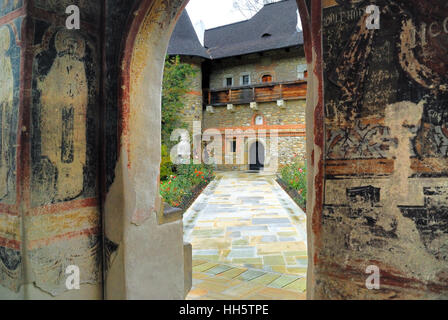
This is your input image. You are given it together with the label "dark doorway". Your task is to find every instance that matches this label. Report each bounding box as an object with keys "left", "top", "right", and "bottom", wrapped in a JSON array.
[{"left": 249, "top": 141, "right": 265, "bottom": 171}]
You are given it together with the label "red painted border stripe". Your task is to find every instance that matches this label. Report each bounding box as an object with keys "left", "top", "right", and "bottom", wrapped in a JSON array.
[
  {"left": 27, "top": 227, "right": 100, "bottom": 250},
  {"left": 0, "top": 237, "right": 21, "bottom": 251}
]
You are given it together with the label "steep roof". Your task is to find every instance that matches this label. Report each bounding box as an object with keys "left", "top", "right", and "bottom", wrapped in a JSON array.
[
  {"left": 204, "top": 0, "right": 303, "bottom": 59},
  {"left": 167, "top": 11, "right": 210, "bottom": 59}
]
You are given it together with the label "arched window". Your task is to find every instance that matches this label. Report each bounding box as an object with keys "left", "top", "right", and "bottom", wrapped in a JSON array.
[{"left": 262, "top": 74, "right": 272, "bottom": 83}]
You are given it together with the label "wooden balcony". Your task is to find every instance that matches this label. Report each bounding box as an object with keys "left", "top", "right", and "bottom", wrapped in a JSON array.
[{"left": 203, "top": 80, "right": 307, "bottom": 106}]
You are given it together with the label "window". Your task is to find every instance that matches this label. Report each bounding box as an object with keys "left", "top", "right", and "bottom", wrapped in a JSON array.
[
  {"left": 255, "top": 115, "right": 264, "bottom": 125},
  {"left": 241, "top": 74, "right": 250, "bottom": 86},
  {"left": 230, "top": 139, "right": 237, "bottom": 153},
  {"left": 262, "top": 75, "right": 272, "bottom": 83},
  {"left": 225, "top": 77, "right": 233, "bottom": 87}
]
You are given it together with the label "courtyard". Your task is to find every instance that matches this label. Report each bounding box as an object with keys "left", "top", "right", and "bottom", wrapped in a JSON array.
[{"left": 183, "top": 171, "right": 307, "bottom": 300}]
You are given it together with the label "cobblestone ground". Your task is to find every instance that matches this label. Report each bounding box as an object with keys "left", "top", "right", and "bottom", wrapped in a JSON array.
[{"left": 183, "top": 171, "right": 307, "bottom": 300}]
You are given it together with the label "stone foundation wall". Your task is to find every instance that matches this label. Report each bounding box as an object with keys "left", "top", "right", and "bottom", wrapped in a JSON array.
[
  {"left": 203, "top": 99, "right": 306, "bottom": 129},
  {"left": 178, "top": 57, "right": 203, "bottom": 133},
  {"left": 278, "top": 136, "right": 307, "bottom": 166}
]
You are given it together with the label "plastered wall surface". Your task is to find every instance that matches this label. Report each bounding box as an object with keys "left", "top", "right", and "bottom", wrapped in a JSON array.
[{"left": 103, "top": 0, "right": 188, "bottom": 299}]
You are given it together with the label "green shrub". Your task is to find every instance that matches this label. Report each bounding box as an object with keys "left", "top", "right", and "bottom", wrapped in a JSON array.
[{"left": 280, "top": 160, "right": 307, "bottom": 209}]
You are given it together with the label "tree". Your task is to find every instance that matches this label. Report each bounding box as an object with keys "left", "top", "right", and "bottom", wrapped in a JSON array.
[
  {"left": 232, "top": 0, "right": 278, "bottom": 18},
  {"left": 160, "top": 55, "right": 197, "bottom": 180},
  {"left": 161, "top": 55, "right": 197, "bottom": 148}
]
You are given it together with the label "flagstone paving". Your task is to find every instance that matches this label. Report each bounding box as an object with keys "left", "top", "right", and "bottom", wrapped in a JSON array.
[{"left": 183, "top": 171, "right": 308, "bottom": 300}]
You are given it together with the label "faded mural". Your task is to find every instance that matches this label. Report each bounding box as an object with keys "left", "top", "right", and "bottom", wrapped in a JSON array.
[
  {"left": 320, "top": 0, "right": 448, "bottom": 298},
  {"left": 0, "top": 25, "right": 19, "bottom": 205},
  {"left": 0, "top": 0, "right": 22, "bottom": 18},
  {"left": 0, "top": 20, "right": 21, "bottom": 293},
  {"left": 31, "top": 28, "right": 98, "bottom": 207}
]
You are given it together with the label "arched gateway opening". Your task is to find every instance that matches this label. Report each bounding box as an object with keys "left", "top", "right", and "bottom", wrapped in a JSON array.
[{"left": 106, "top": 0, "right": 322, "bottom": 300}]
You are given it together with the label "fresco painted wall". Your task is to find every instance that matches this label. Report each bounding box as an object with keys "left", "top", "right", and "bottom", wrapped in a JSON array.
[
  {"left": 317, "top": 0, "right": 448, "bottom": 299},
  {"left": 0, "top": 0, "right": 23, "bottom": 17},
  {"left": 26, "top": 4, "right": 102, "bottom": 295}
]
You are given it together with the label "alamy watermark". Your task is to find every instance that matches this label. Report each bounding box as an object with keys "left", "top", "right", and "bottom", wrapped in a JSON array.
[
  {"left": 65, "top": 265, "right": 80, "bottom": 290},
  {"left": 66, "top": 5, "right": 80, "bottom": 30},
  {"left": 366, "top": 5, "right": 380, "bottom": 30},
  {"left": 365, "top": 265, "right": 380, "bottom": 290}
]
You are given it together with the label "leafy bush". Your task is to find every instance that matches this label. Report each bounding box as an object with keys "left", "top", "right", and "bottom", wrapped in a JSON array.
[
  {"left": 160, "top": 163, "right": 214, "bottom": 208},
  {"left": 280, "top": 160, "right": 307, "bottom": 209},
  {"left": 161, "top": 55, "right": 197, "bottom": 148}
]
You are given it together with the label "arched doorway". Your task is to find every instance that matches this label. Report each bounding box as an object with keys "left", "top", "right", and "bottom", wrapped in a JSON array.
[{"left": 249, "top": 141, "right": 265, "bottom": 171}]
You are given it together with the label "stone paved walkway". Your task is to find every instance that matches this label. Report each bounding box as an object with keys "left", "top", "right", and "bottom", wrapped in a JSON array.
[
  {"left": 187, "top": 260, "right": 306, "bottom": 300},
  {"left": 183, "top": 171, "right": 308, "bottom": 299}
]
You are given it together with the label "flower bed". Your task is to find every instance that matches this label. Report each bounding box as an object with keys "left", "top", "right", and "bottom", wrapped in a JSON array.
[
  {"left": 278, "top": 161, "right": 307, "bottom": 211},
  {"left": 160, "top": 163, "right": 214, "bottom": 210}
]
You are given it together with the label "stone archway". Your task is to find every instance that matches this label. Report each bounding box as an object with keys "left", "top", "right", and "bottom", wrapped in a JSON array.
[{"left": 1, "top": 0, "right": 446, "bottom": 301}]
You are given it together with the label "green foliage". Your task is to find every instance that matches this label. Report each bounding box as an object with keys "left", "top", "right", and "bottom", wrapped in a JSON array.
[
  {"left": 280, "top": 160, "right": 307, "bottom": 209},
  {"left": 161, "top": 55, "right": 197, "bottom": 148},
  {"left": 160, "top": 163, "right": 215, "bottom": 208},
  {"left": 160, "top": 144, "right": 174, "bottom": 180}
]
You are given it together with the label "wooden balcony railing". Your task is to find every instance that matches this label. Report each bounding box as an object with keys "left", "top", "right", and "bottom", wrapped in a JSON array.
[{"left": 203, "top": 80, "right": 307, "bottom": 106}]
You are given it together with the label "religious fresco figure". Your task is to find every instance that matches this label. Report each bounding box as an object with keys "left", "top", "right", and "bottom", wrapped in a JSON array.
[
  {"left": 37, "top": 30, "right": 87, "bottom": 202},
  {"left": 0, "top": 26, "right": 14, "bottom": 200}
]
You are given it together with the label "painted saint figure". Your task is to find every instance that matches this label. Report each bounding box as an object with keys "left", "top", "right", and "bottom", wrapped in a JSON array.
[
  {"left": 0, "top": 26, "right": 13, "bottom": 200},
  {"left": 37, "top": 30, "right": 87, "bottom": 202}
]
